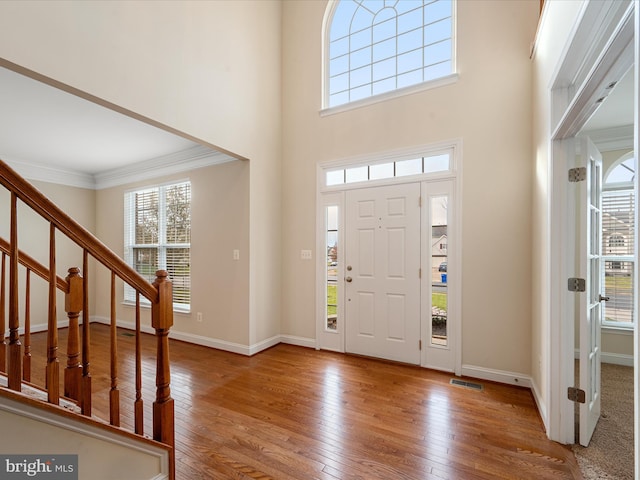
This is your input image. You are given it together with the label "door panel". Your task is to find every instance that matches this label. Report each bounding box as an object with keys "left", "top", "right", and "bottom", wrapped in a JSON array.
[
  {"left": 579, "top": 136, "right": 603, "bottom": 447},
  {"left": 345, "top": 183, "right": 421, "bottom": 364}
]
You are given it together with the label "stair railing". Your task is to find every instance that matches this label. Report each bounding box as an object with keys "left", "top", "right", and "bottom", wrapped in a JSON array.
[{"left": 0, "top": 159, "right": 175, "bottom": 479}]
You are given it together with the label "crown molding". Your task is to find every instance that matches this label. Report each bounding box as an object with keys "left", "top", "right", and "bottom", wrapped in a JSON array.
[
  {"left": 1, "top": 156, "right": 96, "bottom": 189},
  {"left": 2, "top": 145, "right": 237, "bottom": 190},
  {"left": 583, "top": 124, "right": 634, "bottom": 152},
  {"left": 93, "top": 145, "right": 236, "bottom": 190}
]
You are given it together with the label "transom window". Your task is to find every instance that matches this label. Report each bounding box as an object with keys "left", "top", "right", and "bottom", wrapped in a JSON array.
[
  {"left": 326, "top": 0, "right": 454, "bottom": 108},
  {"left": 325, "top": 151, "right": 450, "bottom": 187},
  {"left": 124, "top": 181, "right": 192, "bottom": 311}
]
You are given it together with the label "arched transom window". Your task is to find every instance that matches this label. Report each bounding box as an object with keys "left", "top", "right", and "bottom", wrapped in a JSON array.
[{"left": 325, "top": 0, "right": 454, "bottom": 108}]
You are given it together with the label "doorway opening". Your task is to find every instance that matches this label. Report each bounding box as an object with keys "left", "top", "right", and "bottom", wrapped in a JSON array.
[{"left": 547, "top": 1, "right": 636, "bottom": 476}]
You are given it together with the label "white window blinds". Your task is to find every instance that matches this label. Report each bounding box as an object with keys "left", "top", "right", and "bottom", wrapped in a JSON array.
[
  {"left": 602, "top": 189, "right": 634, "bottom": 326},
  {"left": 124, "top": 181, "right": 191, "bottom": 310}
]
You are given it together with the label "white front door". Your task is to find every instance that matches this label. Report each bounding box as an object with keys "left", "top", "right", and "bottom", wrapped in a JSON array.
[
  {"left": 345, "top": 183, "right": 421, "bottom": 364},
  {"left": 578, "top": 136, "right": 603, "bottom": 447}
]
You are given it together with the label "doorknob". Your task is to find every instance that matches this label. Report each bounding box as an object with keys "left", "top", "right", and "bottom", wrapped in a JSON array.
[
  {"left": 345, "top": 276, "right": 352, "bottom": 283},
  {"left": 598, "top": 294, "right": 610, "bottom": 302}
]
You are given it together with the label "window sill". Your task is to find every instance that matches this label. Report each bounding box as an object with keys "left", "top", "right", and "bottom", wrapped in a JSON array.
[
  {"left": 320, "top": 73, "right": 459, "bottom": 117},
  {"left": 122, "top": 300, "right": 191, "bottom": 315}
]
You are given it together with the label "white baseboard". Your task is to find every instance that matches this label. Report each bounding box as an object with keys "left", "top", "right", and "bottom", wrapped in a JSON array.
[
  {"left": 573, "top": 349, "right": 633, "bottom": 366},
  {"left": 90, "top": 316, "right": 314, "bottom": 357},
  {"left": 530, "top": 376, "right": 548, "bottom": 431},
  {"left": 91, "top": 316, "right": 254, "bottom": 355},
  {"left": 279, "top": 335, "right": 316, "bottom": 349},
  {"left": 13, "top": 320, "right": 70, "bottom": 335},
  {"left": 601, "top": 352, "right": 633, "bottom": 366},
  {"left": 461, "top": 364, "right": 532, "bottom": 388},
  {"left": 248, "top": 335, "right": 281, "bottom": 356}
]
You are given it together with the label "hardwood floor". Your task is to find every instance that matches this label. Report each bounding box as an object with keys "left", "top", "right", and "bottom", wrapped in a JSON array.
[{"left": 25, "top": 324, "right": 582, "bottom": 479}]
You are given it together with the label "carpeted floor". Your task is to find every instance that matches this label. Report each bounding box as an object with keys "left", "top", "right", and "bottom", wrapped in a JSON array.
[{"left": 572, "top": 363, "right": 634, "bottom": 479}]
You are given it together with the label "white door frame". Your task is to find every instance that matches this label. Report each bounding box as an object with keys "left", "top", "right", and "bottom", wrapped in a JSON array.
[
  {"left": 315, "top": 141, "right": 462, "bottom": 374},
  {"left": 633, "top": 7, "right": 639, "bottom": 478},
  {"left": 547, "top": 0, "right": 636, "bottom": 448}
]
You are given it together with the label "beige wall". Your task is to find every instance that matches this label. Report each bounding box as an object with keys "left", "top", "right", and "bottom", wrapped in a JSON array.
[
  {"left": 0, "top": 0, "right": 282, "bottom": 348},
  {"left": 94, "top": 161, "right": 250, "bottom": 344},
  {"left": 282, "top": 0, "right": 538, "bottom": 374},
  {"left": 0, "top": 180, "right": 96, "bottom": 329}
]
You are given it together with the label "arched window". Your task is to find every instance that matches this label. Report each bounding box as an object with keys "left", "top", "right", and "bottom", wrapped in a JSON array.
[
  {"left": 325, "top": 0, "right": 454, "bottom": 109},
  {"left": 604, "top": 153, "right": 635, "bottom": 185}
]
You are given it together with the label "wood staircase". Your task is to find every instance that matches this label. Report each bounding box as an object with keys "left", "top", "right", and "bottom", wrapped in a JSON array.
[{"left": 0, "top": 159, "right": 175, "bottom": 479}]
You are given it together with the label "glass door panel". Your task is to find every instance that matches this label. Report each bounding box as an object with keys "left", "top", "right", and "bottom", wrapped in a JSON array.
[
  {"left": 326, "top": 206, "right": 338, "bottom": 330},
  {"left": 431, "top": 195, "right": 448, "bottom": 346}
]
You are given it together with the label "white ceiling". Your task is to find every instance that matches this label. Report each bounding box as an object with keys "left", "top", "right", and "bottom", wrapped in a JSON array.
[{"left": 0, "top": 66, "right": 227, "bottom": 181}]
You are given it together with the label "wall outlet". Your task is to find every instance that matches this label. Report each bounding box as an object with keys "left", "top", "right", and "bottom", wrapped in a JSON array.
[
  {"left": 196, "top": 312, "right": 203, "bottom": 322},
  {"left": 233, "top": 249, "right": 240, "bottom": 260},
  {"left": 301, "top": 249, "right": 312, "bottom": 260}
]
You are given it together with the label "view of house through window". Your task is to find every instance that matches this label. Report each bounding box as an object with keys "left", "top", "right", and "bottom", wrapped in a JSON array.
[
  {"left": 602, "top": 156, "right": 635, "bottom": 327},
  {"left": 326, "top": 0, "right": 454, "bottom": 108},
  {"left": 124, "top": 181, "right": 192, "bottom": 311},
  {"left": 431, "top": 195, "right": 448, "bottom": 345}
]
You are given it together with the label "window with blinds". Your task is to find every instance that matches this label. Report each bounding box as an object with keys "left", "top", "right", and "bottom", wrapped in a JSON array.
[
  {"left": 602, "top": 189, "right": 634, "bottom": 327},
  {"left": 124, "top": 181, "right": 191, "bottom": 311}
]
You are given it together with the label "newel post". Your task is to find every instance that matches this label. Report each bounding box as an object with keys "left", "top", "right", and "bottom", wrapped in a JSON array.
[
  {"left": 64, "top": 267, "right": 83, "bottom": 400},
  {"left": 151, "top": 270, "right": 175, "bottom": 479}
]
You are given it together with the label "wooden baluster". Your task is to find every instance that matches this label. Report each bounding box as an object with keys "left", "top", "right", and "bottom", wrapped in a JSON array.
[
  {"left": 134, "top": 292, "right": 143, "bottom": 435},
  {"left": 46, "top": 223, "right": 59, "bottom": 404},
  {"left": 8, "top": 193, "right": 21, "bottom": 391},
  {"left": 23, "top": 269, "right": 31, "bottom": 382},
  {"left": 0, "top": 253, "right": 6, "bottom": 373},
  {"left": 110, "top": 271, "right": 120, "bottom": 426},
  {"left": 80, "top": 250, "right": 92, "bottom": 416},
  {"left": 64, "top": 267, "right": 82, "bottom": 400},
  {"left": 152, "top": 270, "right": 175, "bottom": 479}
]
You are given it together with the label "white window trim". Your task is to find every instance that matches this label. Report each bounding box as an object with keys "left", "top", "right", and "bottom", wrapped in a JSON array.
[
  {"left": 601, "top": 165, "right": 635, "bottom": 330},
  {"left": 320, "top": 73, "right": 459, "bottom": 116},
  {"left": 124, "top": 179, "right": 192, "bottom": 313},
  {"left": 319, "top": 140, "right": 460, "bottom": 193},
  {"left": 321, "top": 0, "right": 458, "bottom": 113}
]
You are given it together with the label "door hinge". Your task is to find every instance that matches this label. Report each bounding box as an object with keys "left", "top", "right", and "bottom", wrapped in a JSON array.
[
  {"left": 568, "top": 387, "right": 586, "bottom": 403},
  {"left": 419, "top": 340, "right": 422, "bottom": 350},
  {"left": 419, "top": 268, "right": 422, "bottom": 279},
  {"left": 419, "top": 196, "right": 422, "bottom": 207},
  {"left": 568, "top": 167, "right": 587, "bottom": 182},
  {"left": 568, "top": 278, "right": 586, "bottom": 292}
]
